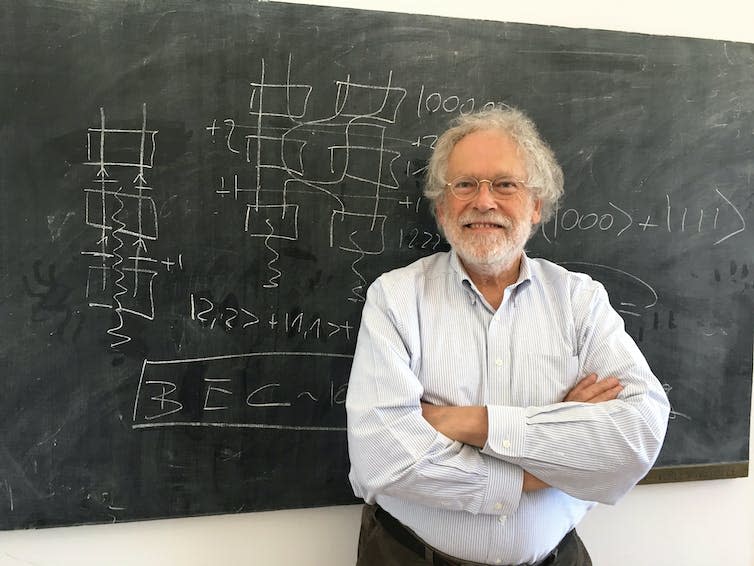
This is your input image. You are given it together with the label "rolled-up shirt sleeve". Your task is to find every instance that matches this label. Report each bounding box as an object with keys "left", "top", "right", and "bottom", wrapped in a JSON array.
[
  {"left": 347, "top": 277, "right": 524, "bottom": 516},
  {"left": 482, "top": 279, "right": 670, "bottom": 505}
]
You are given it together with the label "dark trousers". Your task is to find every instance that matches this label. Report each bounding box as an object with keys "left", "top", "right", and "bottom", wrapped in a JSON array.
[{"left": 356, "top": 504, "right": 592, "bottom": 566}]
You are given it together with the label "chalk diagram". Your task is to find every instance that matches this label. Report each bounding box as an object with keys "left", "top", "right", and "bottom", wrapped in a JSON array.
[
  {"left": 206, "top": 54, "right": 408, "bottom": 302},
  {"left": 81, "top": 104, "right": 165, "bottom": 347}
]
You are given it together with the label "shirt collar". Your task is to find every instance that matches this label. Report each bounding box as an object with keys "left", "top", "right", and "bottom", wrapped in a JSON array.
[
  {"left": 517, "top": 253, "right": 534, "bottom": 287},
  {"left": 449, "top": 249, "right": 534, "bottom": 307}
]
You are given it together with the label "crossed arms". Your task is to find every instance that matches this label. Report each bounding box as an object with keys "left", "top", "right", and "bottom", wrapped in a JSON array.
[{"left": 421, "top": 373, "right": 624, "bottom": 492}]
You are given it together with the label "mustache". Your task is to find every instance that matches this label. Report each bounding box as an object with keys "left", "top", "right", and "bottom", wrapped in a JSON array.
[{"left": 457, "top": 213, "right": 514, "bottom": 228}]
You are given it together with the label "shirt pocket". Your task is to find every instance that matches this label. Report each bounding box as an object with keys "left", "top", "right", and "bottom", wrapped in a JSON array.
[{"left": 511, "top": 352, "right": 580, "bottom": 407}]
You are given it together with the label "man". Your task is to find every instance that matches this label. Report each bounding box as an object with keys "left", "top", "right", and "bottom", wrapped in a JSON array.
[{"left": 345, "top": 107, "right": 670, "bottom": 566}]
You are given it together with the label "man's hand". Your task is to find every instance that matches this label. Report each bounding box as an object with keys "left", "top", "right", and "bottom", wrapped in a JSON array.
[{"left": 563, "top": 373, "right": 623, "bottom": 403}]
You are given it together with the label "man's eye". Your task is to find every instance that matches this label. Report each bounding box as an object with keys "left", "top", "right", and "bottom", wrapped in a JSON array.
[
  {"left": 454, "top": 179, "right": 476, "bottom": 190},
  {"left": 493, "top": 179, "right": 520, "bottom": 191}
]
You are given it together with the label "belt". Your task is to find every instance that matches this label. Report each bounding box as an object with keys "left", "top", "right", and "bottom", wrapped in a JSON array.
[{"left": 374, "top": 505, "right": 565, "bottom": 566}]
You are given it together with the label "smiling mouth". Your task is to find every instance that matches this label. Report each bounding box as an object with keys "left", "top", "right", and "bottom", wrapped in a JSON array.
[{"left": 464, "top": 222, "right": 504, "bottom": 229}]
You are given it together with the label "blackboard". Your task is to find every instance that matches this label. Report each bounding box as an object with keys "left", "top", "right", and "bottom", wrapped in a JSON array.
[{"left": 0, "top": 0, "right": 752, "bottom": 530}]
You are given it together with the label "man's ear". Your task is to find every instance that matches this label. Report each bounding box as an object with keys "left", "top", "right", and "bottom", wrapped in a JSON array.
[
  {"left": 434, "top": 197, "right": 446, "bottom": 224},
  {"left": 436, "top": 202, "right": 444, "bottom": 223},
  {"left": 530, "top": 198, "right": 542, "bottom": 225}
]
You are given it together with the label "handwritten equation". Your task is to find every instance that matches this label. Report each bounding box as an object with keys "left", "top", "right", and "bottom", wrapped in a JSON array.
[
  {"left": 538, "top": 190, "right": 746, "bottom": 245},
  {"left": 188, "top": 294, "right": 356, "bottom": 343},
  {"left": 132, "top": 352, "right": 351, "bottom": 430}
]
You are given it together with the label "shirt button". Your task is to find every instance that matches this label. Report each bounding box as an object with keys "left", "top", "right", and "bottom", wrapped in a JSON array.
[
  {"left": 495, "top": 560, "right": 502, "bottom": 564},
  {"left": 495, "top": 359, "right": 503, "bottom": 366},
  {"left": 494, "top": 502, "right": 503, "bottom": 510},
  {"left": 498, "top": 515, "right": 507, "bottom": 524},
  {"left": 502, "top": 439, "right": 511, "bottom": 449}
]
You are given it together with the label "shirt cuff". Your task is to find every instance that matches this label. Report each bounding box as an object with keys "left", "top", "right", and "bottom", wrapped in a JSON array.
[
  {"left": 478, "top": 456, "right": 523, "bottom": 516},
  {"left": 482, "top": 405, "right": 527, "bottom": 460}
]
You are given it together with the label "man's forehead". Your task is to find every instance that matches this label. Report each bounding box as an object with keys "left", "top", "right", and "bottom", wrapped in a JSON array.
[{"left": 447, "top": 130, "right": 526, "bottom": 169}]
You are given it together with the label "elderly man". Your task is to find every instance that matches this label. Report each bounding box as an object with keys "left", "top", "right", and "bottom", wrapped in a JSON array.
[{"left": 346, "top": 108, "right": 670, "bottom": 566}]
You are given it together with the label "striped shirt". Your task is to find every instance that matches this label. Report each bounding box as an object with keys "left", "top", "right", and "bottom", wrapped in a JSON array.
[{"left": 346, "top": 251, "right": 669, "bottom": 565}]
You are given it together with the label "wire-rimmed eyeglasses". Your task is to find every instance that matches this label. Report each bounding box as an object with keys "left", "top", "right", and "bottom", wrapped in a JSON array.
[{"left": 445, "top": 176, "right": 530, "bottom": 201}]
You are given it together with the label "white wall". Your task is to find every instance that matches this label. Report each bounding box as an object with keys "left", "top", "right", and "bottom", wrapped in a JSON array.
[{"left": 1, "top": 1, "right": 752, "bottom": 565}]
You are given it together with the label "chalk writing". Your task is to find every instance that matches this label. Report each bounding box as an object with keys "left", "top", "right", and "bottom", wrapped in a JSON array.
[
  {"left": 188, "top": 294, "right": 354, "bottom": 342},
  {"left": 415, "top": 84, "right": 504, "bottom": 119},
  {"left": 398, "top": 227, "right": 443, "bottom": 251},
  {"left": 663, "top": 383, "right": 692, "bottom": 422},
  {"left": 132, "top": 352, "right": 352, "bottom": 430},
  {"left": 539, "top": 189, "right": 747, "bottom": 246}
]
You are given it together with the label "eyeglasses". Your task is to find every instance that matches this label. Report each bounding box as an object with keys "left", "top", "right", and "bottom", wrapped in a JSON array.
[{"left": 445, "top": 176, "right": 529, "bottom": 201}]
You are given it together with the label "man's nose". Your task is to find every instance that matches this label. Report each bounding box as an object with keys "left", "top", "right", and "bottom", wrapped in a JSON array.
[{"left": 471, "top": 180, "right": 497, "bottom": 209}]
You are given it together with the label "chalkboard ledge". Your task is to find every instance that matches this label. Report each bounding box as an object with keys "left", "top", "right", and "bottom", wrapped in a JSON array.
[{"left": 641, "top": 462, "right": 749, "bottom": 484}]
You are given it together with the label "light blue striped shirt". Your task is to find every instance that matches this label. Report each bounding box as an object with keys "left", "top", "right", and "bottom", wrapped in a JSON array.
[{"left": 346, "top": 251, "right": 669, "bottom": 565}]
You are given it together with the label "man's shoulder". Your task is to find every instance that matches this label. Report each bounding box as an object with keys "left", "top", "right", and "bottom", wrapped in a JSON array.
[
  {"left": 376, "top": 251, "right": 452, "bottom": 287},
  {"left": 364, "top": 253, "right": 451, "bottom": 314},
  {"left": 526, "top": 256, "right": 601, "bottom": 292}
]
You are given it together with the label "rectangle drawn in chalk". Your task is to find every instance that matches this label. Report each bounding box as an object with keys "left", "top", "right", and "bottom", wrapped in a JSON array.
[{"left": 132, "top": 352, "right": 352, "bottom": 430}]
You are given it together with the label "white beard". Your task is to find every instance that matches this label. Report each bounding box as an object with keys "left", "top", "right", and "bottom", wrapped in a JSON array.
[{"left": 441, "top": 211, "right": 533, "bottom": 275}]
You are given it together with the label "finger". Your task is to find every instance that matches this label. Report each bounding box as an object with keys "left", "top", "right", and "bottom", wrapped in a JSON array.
[
  {"left": 573, "top": 373, "right": 598, "bottom": 390},
  {"left": 566, "top": 376, "right": 620, "bottom": 402},
  {"left": 581, "top": 376, "right": 620, "bottom": 396},
  {"left": 585, "top": 384, "right": 624, "bottom": 403},
  {"left": 592, "top": 376, "right": 621, "bottom": 392},
  {"left": 565, "top": 374, "right": 597, "bottom": 399}
]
